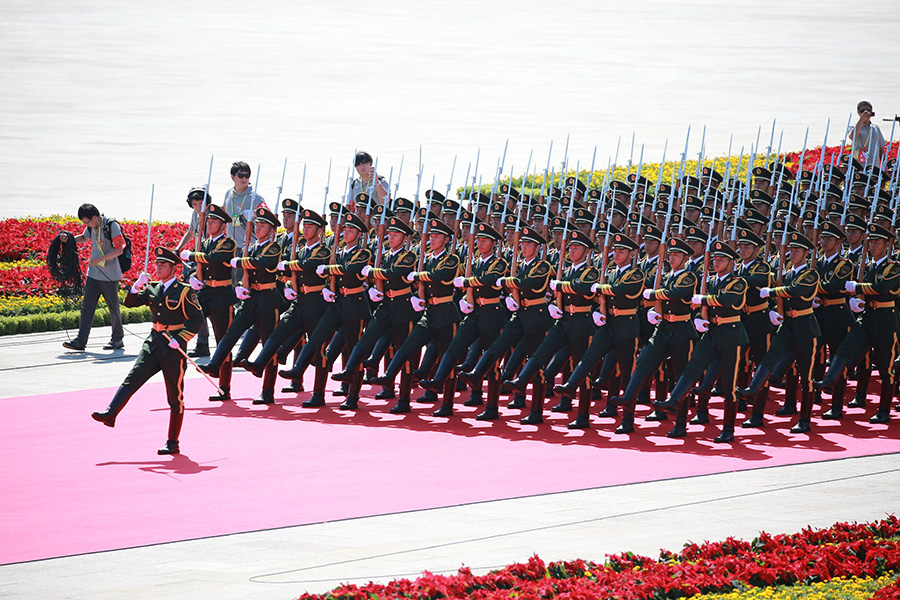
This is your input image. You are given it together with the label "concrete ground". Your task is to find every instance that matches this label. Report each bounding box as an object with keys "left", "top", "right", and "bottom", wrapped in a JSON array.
[{"left": 1, "top": 324, "right": 898, "bottom": 599}]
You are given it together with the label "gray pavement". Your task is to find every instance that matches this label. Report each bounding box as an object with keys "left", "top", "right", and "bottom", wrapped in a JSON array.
[{"left": 1, "top": 324, "right": 899, "bottom": 599}]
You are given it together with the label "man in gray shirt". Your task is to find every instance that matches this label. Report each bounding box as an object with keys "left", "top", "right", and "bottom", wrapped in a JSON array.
[
  {"left": 60, "top": 203, "right": 125, "bottom": 351},
  {"left": 851, "top": 100, "right": 886, "bottom": 168},
  {"left": 224, "top": 161, "right": 265, "bottom": 250}
]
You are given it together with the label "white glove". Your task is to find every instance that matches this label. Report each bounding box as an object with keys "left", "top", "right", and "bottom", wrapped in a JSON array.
[
  {"left": 591, "top": 282, "right": 601, "bottom": 294},
  {"left": 849, "top": 297, "right": 865, "bottom": 313},
  {"left": 647, "top": 309, "right": 663, "bottom": 325},
  {"left": 229, "top": 257, "right": 240, "bottom": 268},
  {"left": 284, "top": 287, "right": 298, "bottom": 301},
  {"left": 235, "top": 285, "right": 250, "bottom": 300},
  {"left": 550, "top": 280, "right": 561, "bottom": 292},
  {"left": 548, "top": 304, "right": 563, "bottom": 319},
  {"left": 453, "top": 276, "right": 466, "bottom": 288},
  {"left": 188, "top": 275, "right": 204, "bottom": 290},
  {"left": 130, "top": 271, "right": 151, "bottom": 293},
  {"left": 642, "top": 288, "right": 653, "bottom": 300},
  {"left": 691, "top": 294, "right": 704, "bottom": 306},
  {"left": 179, "top": 249, "right": 191, "bottom": 261},
  {"left": 505, "top": 296, "right": 520, "bottom": 312},
  {"left": 845, "top": 281, "right": 857, "bottom": 293},
  {"left": 693, "top": 317, "right": 710, "bottom": 333},
  {"left": 769, "top": 310, "right": 784, "bottom": 326},
  {"left": 592, "top": 311, "right": 607, "bottom": 327},
  {"left": 759, "top": 287, "right": 771, "bottom": 298},
  {"left": 411, "top": 296, "right": 426, "bottom": 312},
  {"left": 322, "top": 287, "right": 336, "bottom": 302},
  {"left": 361, "top": 265, "right": 372, "bottom": 277},
  {"left": 459, "top": 298, "right": 474, "bottom": 314},
  {"left": 368, "top": 287, "right": 384, "bottom": 302},
  {"left": 277, "top": 260, "right": 287, "bottom": 271},
  {"left": 812, "top": 297, "right": 822, "bottom": 309},
  {"left": 168, "top": 337, "right": 180, "bottom": 349},
  {"left": 315, "top": 265, "right": 327, "bottom": 276},
  {"left": 404, "top": 271, "right": 417, "bottom": 283}
]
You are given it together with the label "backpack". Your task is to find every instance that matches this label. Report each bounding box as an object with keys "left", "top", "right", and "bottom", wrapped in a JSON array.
[{"left": 103, "top": 218, "right": 133, "bottom": 273}]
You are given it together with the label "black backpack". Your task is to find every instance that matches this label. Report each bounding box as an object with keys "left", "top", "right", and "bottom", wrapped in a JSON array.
[{"left": 103, "top": 218, "right": 133, "bottom": 273}]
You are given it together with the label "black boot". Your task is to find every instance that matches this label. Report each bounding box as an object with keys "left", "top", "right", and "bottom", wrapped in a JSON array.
[
  {"left": 188, "top": 342, "right": 209, "bottom": 358},
  {"left": 339, "top": 371, "right": 363, "bottom": 410},
  {"left": 814, "top": 356, "right": 848, "bottom": 393},
  {"left": 253, "top": 387, "right": 275, "bottom": 405},
  {"left": 689, "top": 391, "right": 710, "bottom": 424},
  {"left": 869, "top": 379, "right": 893, "bottom": 423},
  {"left": 850, "top": 366, "right": 871, "bottom": 408},
  {"left": 92, "top": 387, "right": 132, "bottom": 427},
  {"left": 521, "top": 377, "right": 545, "bottom": 424},
  {"left": 736, "top": 365, "right": 771, "bottom": 401},
  {"left": 302, "top": 367, "right": 328, "bottom": 407},
  {"left": 476, "top": 380, "right": 501, "bottom": 420},
  {"left": 654, "top": 375, "right": 693, "bottom": 414},
  {"left": 550, "top": 396, "right": 572, "bottom": 412},
  {"left": 158, "top": 408, "right": 183, "bottom": 455},
  {"left": 464, "top": 385, "right": 484, "bottom": 407},
  {"left": 433, "top": 375, "right": 456, "bottom": 417},
  {"left": 776, "top": 373, "right": 799, "bottom": 415},
  {"left": 567, "top": 382, "right": 593, "bottom": 429},
  {"left": 458, "top": 349, "right": 497, "bottom": 386}
]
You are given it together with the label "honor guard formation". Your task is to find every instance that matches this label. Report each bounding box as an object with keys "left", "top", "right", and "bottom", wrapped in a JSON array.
[{"left": 88, "top": 116, "right": 900, "bottom": 452}]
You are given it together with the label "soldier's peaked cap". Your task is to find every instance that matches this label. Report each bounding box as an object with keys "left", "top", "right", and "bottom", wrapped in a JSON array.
[{"left": 154, "top": 247, "right": 180, "bottom": 264}]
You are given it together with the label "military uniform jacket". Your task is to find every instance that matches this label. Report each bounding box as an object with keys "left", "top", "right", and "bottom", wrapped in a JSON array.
[
  {"left": 736, "top": 258, "right": 772, "bottom": 314},
  {"left": 696, "top": 273, "right": 750, "bottom": 348},
  {"left": 556, "top": 261, "right": 601, "bottom": 314},
  {"left": 124, "top": 279, "right": 203, "bottom": 355},
  {"left": 461, "top": 253, "right": 508, "bottom": 307},
  {"left": 646, "top": 268, "right": 699, "bottom": 324},
  {"left": 322, "top": 244, "right": 372, "bottom": 294},
  {"left": 189, "top": 234, "right": 237, "bottom": 311},
  {"left": 499, "top": 258, "right": 552, "bottom": 306},
  {"left": 853, "top": 256, "right": 900, "bottom": 330},
  {"left": 769, "top": 265, "right": 821, "bottom": 339},
  {"left": 594, "top": 264, "right": 644, "bottom": 340},
  {"left": 285, "top": 241, "right": 331, "bottom": 293},
  {"left": 370, "top": 248, "right": 417, "bottom": 299},
  {"left": 415, "top": 250, "right": 462, "bottom": 329},
  {"left": 233, "top": 239, "right": 284, "bottom": 313}
]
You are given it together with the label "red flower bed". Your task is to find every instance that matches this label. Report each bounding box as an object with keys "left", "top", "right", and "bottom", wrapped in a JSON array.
[
  {"left": 0, "top": 218, "right": 188, "bottom": 294},
  {"left": 782, "top": 141, "right": 899, "bottom": 175},
  {"left": 299, "top": 517, "right": 900, "bottom": 600}
]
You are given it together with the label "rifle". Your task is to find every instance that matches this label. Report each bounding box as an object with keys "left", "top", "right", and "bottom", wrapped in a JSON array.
[
  {"left": 240, "top": 165, "right": 261, "bottom": 291},
  {"left": 769, "top": 129, "right": 784, "bottom": 188},
  {"left": 275, "top": 157, "right": 288, "bottom": 216},
  {"left": 464, "top": 174, "right": 482, "bottom": 307},
  {"left": 596, "top": 197, "right": 614, "bottom": 318},
  {"left": 676, "top": 126, "right": 691, "bottom": 235},
  {"left": 143, "top": 183, "right": 155, "bottom": 272},
  {"left": 322, "top": 157, "right": 333, "bottom": 217},
  {"left": 414, "top": 170, "right": 429, "bottom": 302},
  {"left": 290, "top": 164, "right": 306, "bottom": 292},
  {"left": 329, "top": 157, "right": 354, "bottom": 293},
  {"left": 194, "top": 155, "right": 214, "bottom": 281},
  {"left": 627, "top": 144, "right": 644, "bottom": 237},
  {"left": 556, "top": 161, "right": 580, "bottom": 311},
  {"left": 653, "top": 183, "right": 676, "bottom": 315},
  {"left": 653, "top": 139, "right": 668, "bottom": 200},
  {"left": 695, "top": 125, "right": 706, "bottom": 179},
  {"left": 373, "top": 166, "right": 394, "bottom": 294}
]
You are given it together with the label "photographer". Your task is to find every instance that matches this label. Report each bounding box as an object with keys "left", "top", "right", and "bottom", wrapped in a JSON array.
[
  {"left": 851, "top": 100, "right": 886, "bottom": 167},
  {"left": 59, "top": 203, "right": 126, "bottom": 351}
]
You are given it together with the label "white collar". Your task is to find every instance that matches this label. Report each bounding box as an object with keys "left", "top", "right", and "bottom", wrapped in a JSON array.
[{"left": 160, "top": 277, "right": 176, "bottom": 291}]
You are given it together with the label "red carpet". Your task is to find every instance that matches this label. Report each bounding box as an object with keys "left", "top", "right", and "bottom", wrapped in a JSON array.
[{"left": 2, "top": 370, "right": 899, "bottom": 565}]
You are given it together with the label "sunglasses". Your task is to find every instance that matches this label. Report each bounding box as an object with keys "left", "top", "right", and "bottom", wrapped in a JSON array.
[{"left": 235, "top": 173, "right": 251, "bottom": 179}]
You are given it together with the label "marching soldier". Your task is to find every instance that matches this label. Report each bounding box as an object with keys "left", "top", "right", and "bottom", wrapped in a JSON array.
[
  {"left": 331, "top": 217, "right": 419, "bottom": 413},
  {"left": 371, "top": 219, "right": 462, "bottom": 416},
  {"left": 282, "top": 212, "right": 372, "bottom": 409},
  {"left": 419, "top": 222, "right": 508, "bottom": 419},
  {"left": 738, "top": 232, "right": 821, "bottom": 432},
  {"left": 553, "top": 233, "right": 644, "bottom": 432},
  {"left": 654, "top": 241, "right": 748, "bottom": 443},
  {"left": 245, "top": 210, "right": 331, "bottom": 397},
  {"left": 502, "top": 230, "right": 600, "bottom": 426},
  {"left": 91, "top": 247, "right": 203, "bottom": 455},
  {"left": 179, "top": 204, "right": 237, "bottom": 401},
  {"left": 200, "top": 207, "right": 283, "bottom": 404},
  {"left": 608, "top": 237, "right": 699, "bottom": 436},
  {"left": 813, "top": 221, "right": 855, "bottom": 419},
  {"left": 816, "top": 223, "right": 900, "bottom": 424},
  {"left": 459, "top": 225, "right": 553, "bottom": 423}
]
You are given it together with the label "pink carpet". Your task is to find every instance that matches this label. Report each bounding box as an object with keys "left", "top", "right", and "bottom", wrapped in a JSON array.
[{"left": 2, "top": 370, "right": 899, "bottom": 565}]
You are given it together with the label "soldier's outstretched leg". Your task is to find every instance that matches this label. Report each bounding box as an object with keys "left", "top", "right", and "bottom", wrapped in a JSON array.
[{"left": 91, "top": 387, "right": 132, "bottom": 427}]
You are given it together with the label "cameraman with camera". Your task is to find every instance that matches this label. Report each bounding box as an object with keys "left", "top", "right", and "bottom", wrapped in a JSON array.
[{"left": 851, "top": 100, "right": 886, "bottom": 167}]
